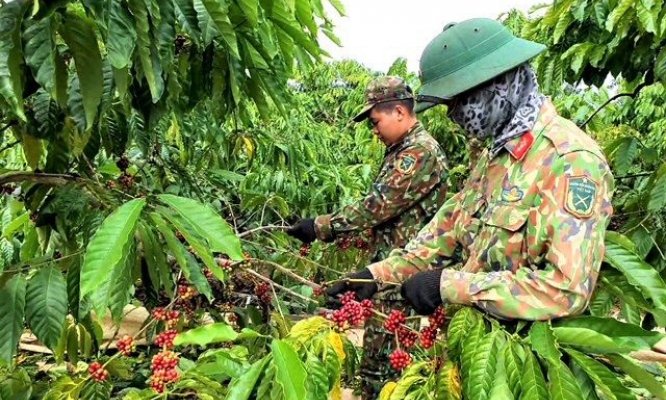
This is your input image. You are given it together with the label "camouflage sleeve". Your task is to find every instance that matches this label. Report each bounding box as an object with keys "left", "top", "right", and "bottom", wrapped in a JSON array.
[
  {"left": 314, "top": 145, "right": 443, "bottom": 241},
  {"left": 366, "top": 190, "right": 463, "bottom": 280},
  {"left": 439, "top": 151, "right": 614, "bottom": 321}
]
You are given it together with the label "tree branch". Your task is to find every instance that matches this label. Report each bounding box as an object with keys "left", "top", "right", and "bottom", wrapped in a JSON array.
[
  {"left": 580, "top": 82, "right": 649, "bottom": 129},
  {"left": 0, "top": 171, "right": 84, "bottom": 186}
]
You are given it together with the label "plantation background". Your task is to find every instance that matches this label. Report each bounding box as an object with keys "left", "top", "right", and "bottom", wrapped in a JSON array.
[{"left": 0, "top": 0, "right": 666, "bottom": 399}]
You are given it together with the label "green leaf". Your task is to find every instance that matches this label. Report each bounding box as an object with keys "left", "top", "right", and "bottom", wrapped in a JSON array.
[
  {"left": 107, "top": 0, "right": 137, "bottom": 69},
  {"left": 554, "top": 316, "right": 664, "bottom": 350},
  {"left": 128, "top": 0, "right": 164, "bottom": 102},
  {"left": 461, "top": 318, "right": 486, "bottom": 396},
  {"left": 80, "top": 199, "right": 145, "bottom": 299},
  {"left": 80, "top": 380, "right": 112, "bottom": 400},
  {"left": 648, "top": 167, "right": 666, "bottom": 211},
  {"left": 175, "top": 322, "right": 239, "bottom": 347},
  {"left": 326, "top": 0, "right": 346, "bottom": 15},
  {"left": 636, "top": 0, "right": 657, "bottom": 32},
  {"left": 25, "top": 266, "right": 67, "bottom": 350},
  {"left": 529, "top": 321, "right": 562, "bottom": 362},
  {"left": 201, "top": 0, "right": 240, "bottom": 58},
  {"left": 137, "top": 223, "right": 173, "bottom": 297},
  {"left": 464, "top": 331, "right": 499, "bottom": 400},
  {"left": 552, "top": 327, "right": 635, "bottom": 354},
  {"left": 20, "top": 133, "right": 42, "bottom": 170},
  {"left": 157, "top": 194, "right": 242, "bottom": 259},
  {"left": 149, "top": 212, "right": 213, "bottom": 301},
  {"left": 569, "top": 359, "right": 599, "bottom": 400},
  {"left": 1, "top": 212, "right": 28, "bottom": 240},
  {"left": 92, "top": 240, "right": 134, "bottom": 321},
  {"left": 607, "top": 354, "right": 666, "bottom": 399},
  {"left": 656, "top": 47, "right": 666, "bottom": 83},
  {"left": 546, "top": 360, "right": 584, "bottom": 400},
  {"left": 504, "top": 341, "right": 523, "bottom": 397},
  {"left": 23, "top": 18, "right": 58, "bottom": 96},
  {"left": 588, "top": 287, "right": 614, "bottom": 316},
  {"left": 0, "top": 275, "right": 26, "bottom": 365},
  {"left": 58, "top": 12, "right": 103, "bottom": 130},
  {"left": 489, "top": 352, "right": 513, "bottom": 400},
  {"left": 0, "top": 368, "right": 32, "bottom": 400},
  {"left": 226, "top": 355, "right": 270, "bottom": 400},
  {"left": 605, "top": 0, "right": 635, "bottom": 32},
  {"left": 271, "top": 339, "right": 307, "bottom": 400},
  {"left": 520, "top": 346, "right": 548, "bottom": 400},
  {"left": 0, "top": 1, "right": 27, "bottom": 121},
  {"left": 236, "top": 0, "right": 258, "bottom": 26},
  {"left": 604, "top": 235, "right": 666, "bottom": 309},
  {"left": 565, "top": 348, "right": 635, "bottom": 400},
  {"left": 174, "top": 0, "right": 202, "bottom": 38},
  {"left": 447, "top": 307, "right": 481, "bottom": 361},
  {"left": 305, "top": 354, "right": 328, "bottom": 400}
]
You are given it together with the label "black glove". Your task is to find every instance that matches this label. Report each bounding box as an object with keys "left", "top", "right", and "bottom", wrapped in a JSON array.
[
  {"left": 325, "top": 268, "right": 378, "bottom": 302},
  {"left": 286, "top": 218, "right": 316, "bottom": 243},
  {"left": 401, "top": 269, "right": 444, "bottom": 315}
]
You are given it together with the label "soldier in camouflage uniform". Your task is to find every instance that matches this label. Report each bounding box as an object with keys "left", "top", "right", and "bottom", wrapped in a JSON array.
[
  {"left": 287, "top": 76, "right": 448, "bottom": 398},
  {"left": 328, "top": 19, "right": 614, "bottom": 326}
]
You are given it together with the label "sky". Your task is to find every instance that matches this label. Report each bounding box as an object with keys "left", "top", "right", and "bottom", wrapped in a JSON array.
[{"left": 320, "top": 0, "right": 552, "bottom": 73}]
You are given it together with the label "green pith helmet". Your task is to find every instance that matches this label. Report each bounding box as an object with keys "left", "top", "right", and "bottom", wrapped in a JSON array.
[{"left": 415, "top": 18, "right": 546, "bottom": 113}]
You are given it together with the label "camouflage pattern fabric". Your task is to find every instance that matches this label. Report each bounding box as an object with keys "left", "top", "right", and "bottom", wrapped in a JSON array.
[
  {"left": 353, "top": 76, "right": 415, "bottom": 122},
  {"left": 315, "top": 122, "right": 449, "bottom": 261},
  {"left": 368, "top": 99, "right": 615, "bottom": 321}
]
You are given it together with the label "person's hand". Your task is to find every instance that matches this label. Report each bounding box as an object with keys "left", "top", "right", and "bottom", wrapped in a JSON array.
[
  {"left": 325, "top": 269, "right": 378, "bottom": 302},
  {"left": 286, "top": 218, "right": 316, "bottom": 243},
  {"left": 401, "top": 269, "right": 444, "bottom": 315}
]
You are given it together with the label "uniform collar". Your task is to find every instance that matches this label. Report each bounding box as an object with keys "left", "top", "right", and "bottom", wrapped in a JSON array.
[
  {"left": 496, "top": 98, "right": 558, "bottom": 160},
  {"left": 387, "top": 121, "right": 423, "bottom": 153}
]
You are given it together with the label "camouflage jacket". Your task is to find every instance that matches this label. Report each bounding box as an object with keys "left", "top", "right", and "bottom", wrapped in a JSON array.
[
  {"left": 368, "top": 100, "right": 615, "bottom": 320},
  {"left": 315, "top": 122, "right": 448, "bottom": 261}
]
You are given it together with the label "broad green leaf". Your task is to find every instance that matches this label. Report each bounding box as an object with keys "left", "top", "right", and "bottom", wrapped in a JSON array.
[
  {"left": 605, "top": 0, "right": 634, "bottom": 32},
  {"left": 604, "top": 235, "right": 666, "bottom": 309},
  {"left": 107, "top": 0, "right": 136, "bottom": 69},
  {"left": 1, "top": 212, "right": 28, "bottom": 240},
  {"left": 546, "top": 359, "right": 584, "bottom": 400},
  {"left": 520, "top": 347, "right": 548, "bottom": 400},
  {"left": 588, "top": 287, "right": 613, "bottom": 316},
  {"left": 157, "top": 194, "right": 242, "bottom": 259},
  {"left": 23, "top": 18, "right": 58, "bottom": 96},
  {"left": 58, "top": 12, "right": 103, "bottom": 130},
  {"left": 90, "top": 240, "right": 135, "bottom": 321},
  {"left": 552, "top": 327, "right": 635, "bottom": 354},
  {"left": 529, "top": 321, "right": 562, "bottom": 362},
  {"left": 636, "top": 0, "right": 657, "bottom": 33},
  {"left": 554, "top": 316, "right": 665, "bottom": 351},
  {"left": 489, "top": 352, "right": 513, "bottom": 400},
  {"left": 656, "top": 47, "right": 666, "bottom": 83},
  {"left": 21, "top": 133, "right": 41, "bottom": 170},
  {"left": 0, "top": 368, "right": 32, "bottom": 400},
  {"left": 137, "top": 223, "right": 173, "bottom": 297},
  {"left": 0, "top": 1, "right": 27, "bottom": 121},
  {"left": 461, "top": 318, "right": 486, "bottom": 396},
  {"left": 436, "top": 361, "right": 462, "bottom": 400},
  {"left": 42, "top": 376, "right": 85, "bottom": 400},
  {"left": 174, "top": 0, "right": 202, "bottom": 38},
  {"left": 80, "top": 199, "right": 145, "bottom": 299},
  {"left": 607, "top": 354, "right": 666, "bottom": 399},
  {"left": 327, "top": 0, "right": 346, "bottom": 16},
  {"left": 175, "top": 322, "right": 239, "bottom": 347},
  {"left": 201, "top": 0, "right": 240, "bottom": 58},
  {"left": 226, "top": 355, "right": 270, "bottom": 400},
  {"left": 149, "top": 212, "right": 213, "bottom": 301},
  {"left": 504, "top": 341, "right": 522, "bottom": 397},
  {"left": 0, "top": 275, "right": 26, "bottom": 365},
  {"left": 464, "top": 331, "right": 499, "bottom": 400},
  {"left": 305, "top": 354, "right": 329, "bottom": 400},
  {"left": 25, "top": 266, "right": 67, "bottom": 350},
  {"left": 128, "top": 0, "right": 164, "bottom": 102},
  {"left": 271, "top": 339, "right": 307, "bottom": 400},
  {"left": 80, "top": 380, "right": 112, "bottom": 400},
  {"left": 447, "top": 307, "right": 481, "bottom": 361},
  {"left": 565, "top": 348, "right": 635, "bottom": 400},
  {"left": 389, "top": 376, "right": 425, "bottom": 400},
  {"left": 648, "top": 167, "right": 666, "bottom": 211},
  {"left": 194, "top": 352, "right": 249, "bottom": 379},
  {"left": 569, "top": 359, "right": 600, "bottom": 400},
  {"left": 236, "top": 0, "right": 258, "bottom": 26}
]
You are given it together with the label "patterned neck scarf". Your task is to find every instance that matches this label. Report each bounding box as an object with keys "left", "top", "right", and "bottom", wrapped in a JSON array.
[{"left": 448, "top": 63, "right": 545, "bottom": 153}]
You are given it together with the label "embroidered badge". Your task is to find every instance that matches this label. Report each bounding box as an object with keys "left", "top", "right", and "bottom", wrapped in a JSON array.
[
  {"left": 396, "top": 153, "right": 417, "bottom": 174},
  {"left": 565, "top": 176, "right": 598, "bottom": 218},
  {"left": 501, "top": 186, "right": 524, "bottom": 202}
]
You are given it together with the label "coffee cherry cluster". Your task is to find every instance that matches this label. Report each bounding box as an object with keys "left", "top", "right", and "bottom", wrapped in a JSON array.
[
  {"left": 428, "top": 306, "right": 446, "bottom": 329},
  {"left": 383, "top": 310, "right": 407, "bottom": 333},
  {"left": 299, "top": 244, "right": 311, "bottom": 257},
  {"left": 354, "top": 238, "right": 369, "bottom": 250},
  {"left": 118, "top": 172, "right": 134, "bottom": 189},
  {"left": 397, "top": 327, "right": 418, "bottom": 348},
  {"left": 327, "top": 292, "right": 375, "bottom": 330},
  {"left": 255, "top": 282, "right": 272, "bottom": 304},
  {"left": 117, "top": 335, "right": 135, "bottom": 356},
  {"left": 420, "top": 326, "right": 437, "bottom": 349},
  {"left": 88, "top": 362, "right": 109, "bottom": 383},
  {"left": 154, "top": 330, "right": 177, "bottom": 349},
  {"left": 218, "top": 258, "right": 233, "bottom": 273},
  {"left": 336, "top": 237, "right": 352, "bottom": 250},
  {"left": 149, "top": 351, "right": 180, "bottom": 393},
  {"left": 116, "top": 155, "right": 130, "bottom": 171},
  {"left": 177, "top": 285, "right": 197, "bottom": 300},
  {"left": 313, "top": 286, "right": 325, "bottom": 297},
  {"left": 389, "top": 349, "right": 412, "bottom": 371}
]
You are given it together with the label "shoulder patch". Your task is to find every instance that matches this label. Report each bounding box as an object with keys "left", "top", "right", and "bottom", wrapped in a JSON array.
[
  {"left": 564, "top": 175, "right": 598, "bottom": 218},
  {"left": 396, "top": 153, "right": 417, "bottom": 175}
]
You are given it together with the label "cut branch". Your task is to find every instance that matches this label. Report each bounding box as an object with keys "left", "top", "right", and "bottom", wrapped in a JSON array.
[
  {"left": 580, "top": 82, "right": 649, "bottom": 129},
  {"left": 0, "top": 171, "right": 84, "bottom": 186}
]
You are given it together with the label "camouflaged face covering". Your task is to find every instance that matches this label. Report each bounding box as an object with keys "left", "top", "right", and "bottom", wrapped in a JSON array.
[{"left": 448, "top": 63, "right": 545, "bottom": 151}]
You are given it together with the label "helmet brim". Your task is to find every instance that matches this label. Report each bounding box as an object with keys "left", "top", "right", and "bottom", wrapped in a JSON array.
[
  {"left": 352, "top": 103, "right": 374, "bottom": 122},
  {"left": 416, "top": 37, "right": 546, "bottom": 114}
]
